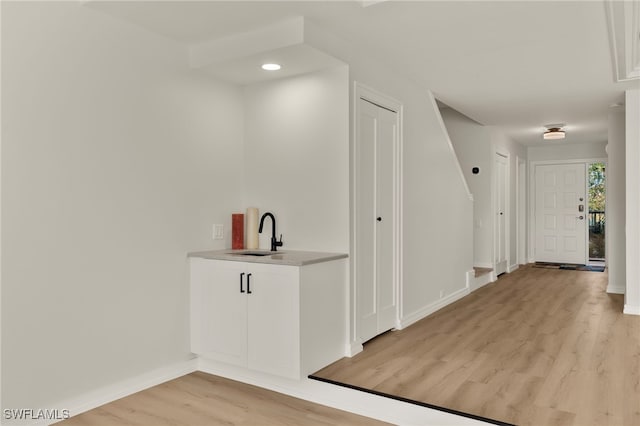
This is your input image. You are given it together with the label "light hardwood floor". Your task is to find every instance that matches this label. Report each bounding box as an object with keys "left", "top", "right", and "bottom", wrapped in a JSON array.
[
  {"left": 59, "top": 372, "right": 388, "bottom": 426},
  {"left": 314, "top": 265, "right": 640, "bottom": 426}
]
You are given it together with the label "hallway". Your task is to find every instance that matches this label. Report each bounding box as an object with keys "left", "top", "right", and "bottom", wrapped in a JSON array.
[{"left": 313, "top": 266, "right": 640, "bottom": 426}]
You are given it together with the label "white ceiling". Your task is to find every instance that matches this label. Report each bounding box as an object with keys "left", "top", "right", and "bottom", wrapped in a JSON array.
[{"left": 87, "top": 0, "right": 640, "bottom": 146}]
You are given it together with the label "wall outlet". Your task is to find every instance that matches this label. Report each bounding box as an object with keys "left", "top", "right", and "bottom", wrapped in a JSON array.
[{"left": 213, "top": 224, "right": 224, "bottom": 240}]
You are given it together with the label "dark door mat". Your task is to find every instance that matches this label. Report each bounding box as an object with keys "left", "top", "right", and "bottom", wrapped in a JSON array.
[
  {"left": 308, "top": 374, "right": 515, "bottom": 426},
  {"left": 534, "top": 262, "right": 605, "bottom": 272}
]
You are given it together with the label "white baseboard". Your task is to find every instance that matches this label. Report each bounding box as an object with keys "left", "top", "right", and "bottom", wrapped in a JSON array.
[
  {"left": 399, "top": 287, "right": 470, "bottom": 329},
  {"left": 473, "top": 262, "right": 493, "bottom": 269},
  {"left": 37, "top": 355, "right": 483, "bottom": 426},
  {"left": 33, "top": 352, "right": 486, "bottom": 426},
  {"left": 607, "top": 285, "right": 626, "bottom": 294},
  {"left": 47, "top": 358, "right": 198, "bottom": 425},
  {"left": 623, "top": 304, "right": 640, "bottom": 315},
  {"left": 197, "top": 358, "right": 483, "bottom": 425},
  {"left": 470, "top": 271, "right": 494, "bottom": 292},
  {"left": 465, "top": 270, "right": 475, "bottom": 288},
  {"left": 346, "top": 341, "right": 363, "bottom": 357},
  {"left": 507, "top": 263, "right": 519, "bottom": 273}
]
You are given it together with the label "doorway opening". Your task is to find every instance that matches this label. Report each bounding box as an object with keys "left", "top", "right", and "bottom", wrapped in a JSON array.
[{"left": 588, "top": 162, "right": 606, "bottom": 264}]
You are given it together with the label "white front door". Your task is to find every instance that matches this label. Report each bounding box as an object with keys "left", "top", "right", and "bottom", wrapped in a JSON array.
[
  {"left": 494, "top": 153, "right": 508, "bottom": 275},
  {"left": 535, "top": 163, "right": 587, "bottom": 264},
  {"left": 356, "top": 97, "right": 398, "bottom": 344}
]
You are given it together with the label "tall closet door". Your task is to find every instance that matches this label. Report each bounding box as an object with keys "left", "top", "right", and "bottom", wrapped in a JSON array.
[
  {"left": 494, "top": 153, "right": 508, "bottom": 275},
  {"left": 356, "top": 97, "right": 397, "bottom": 344}
]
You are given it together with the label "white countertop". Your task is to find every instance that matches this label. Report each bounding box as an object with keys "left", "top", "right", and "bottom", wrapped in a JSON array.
[{"left": 188, "top": 249, "right": 348, "bottom": 266}]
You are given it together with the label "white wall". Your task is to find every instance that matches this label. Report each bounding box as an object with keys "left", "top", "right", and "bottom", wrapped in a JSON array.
[
  {"left": 440, "top": 108, "right": 493, "bottom": 267},
  {"left": 242, "top": 66, "right": 350, "bottom": 253},
  {"left": 527, "top": 141, "right": 607, "bottom": 161},
  {"left": 2, "top": 2, "right": 245, "bottom": 411},
  {"left": 305, "top": 23, "right": 474, "bottom": 329},
  {"left": 625, "top": 89, "right": 640, "bottom": 314},
  {"left": 607, "top": 107, "right": 626, "bottom": 294}
]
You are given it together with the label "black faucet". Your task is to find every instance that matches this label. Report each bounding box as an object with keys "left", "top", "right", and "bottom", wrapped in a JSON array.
[{"left": 258, "top": 212, "right": 283, "bottom": 252}]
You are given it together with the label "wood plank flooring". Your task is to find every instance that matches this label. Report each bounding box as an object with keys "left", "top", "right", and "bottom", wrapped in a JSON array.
[
  {"left": 58, "top": 372, "right": 388, "bottom": 426},
  {"left": 314, "top": 265, "right": 640, "bottom": 426}
]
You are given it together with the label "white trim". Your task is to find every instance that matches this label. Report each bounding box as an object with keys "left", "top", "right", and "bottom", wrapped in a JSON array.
[
  {"left": 346, "top": 341, "right": 364, "bottom": 357},
  {"left": 431, "top": 93, "right": 474, "bottom": 201},
  {"left": 398, "top": 287, "right": 469, "bottom": 329},
  {"left": 352, "top": 81, "right": 403, "bottom": 344},
  {"left": 516, "top": 156, "right": 527, "bottom": 265},
  {"left": 530, "top": 158, "right": 608, "bottom": 166},
  {"left": 607, "top": 284, "right": 625, "bottom": 294},
  {"left": 469, "top": 271, "right": 495, "bottom": 292},
  {"left": 48, "top": 358, "right": 198, "bottom": 425},
  {"left": 528, "top": 162, "right": 536, "bottom": 264},
  {"left": 623, "top": 304, "right": 640, "bottom": 315},
  {"left": 397, "top": 100, "right": 405, "bottom": 333},
  {"left": 473, "top": 262, "right": 494, "bottom": 269},
  {"left": 197, "top": 358, "right": 486, "bottom": 425},
  {"left": 46, "top": 356, "right": 488, "bottom": 426},
  {"left": 605, "top": 0, "right": 640, "bottom": 82},
  {"left": 507, "top": 263, "right": 520, "bottom": 273},
  {"left": 465, "top": 270, "right": 475, "bottom": 288}
]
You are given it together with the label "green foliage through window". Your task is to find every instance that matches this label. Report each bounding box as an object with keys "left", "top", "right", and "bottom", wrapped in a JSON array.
[{"left": 589, "top": 163, "right": 605, "bottom": 212}]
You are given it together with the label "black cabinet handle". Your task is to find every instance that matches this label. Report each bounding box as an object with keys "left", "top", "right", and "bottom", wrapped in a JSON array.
[
  {"left": 240, "top": 272, "right": 245, "bottom": 293},
  {"left": 247, "top": 273, "right": 252, "bottom": 294},
  {"left": 377, "top": 217, "right": 382, "bottom": 222}
]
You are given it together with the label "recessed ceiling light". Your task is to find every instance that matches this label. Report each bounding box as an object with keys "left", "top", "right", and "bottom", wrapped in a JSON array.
[{"left": 261, "top": 63, "right": 281, "bottom": 71}]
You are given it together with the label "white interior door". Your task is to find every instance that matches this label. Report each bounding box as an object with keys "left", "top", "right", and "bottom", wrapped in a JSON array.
[
  {"left": 535, "top": 163, "right": 587, "bottom": 264},
  {"left": 375, "top": 105, "right": 397, "bottom": 334},
  {"left": 356, "top": 97, "right": 397, "bottom": 344},
  {"left": 494, "top": 154, "right": 508, "bottom": 275}
]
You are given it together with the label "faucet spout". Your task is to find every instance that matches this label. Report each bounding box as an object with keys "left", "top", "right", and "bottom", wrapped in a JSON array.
[{"left": 258, "top": 212, "right": 283, "bottom": 252}]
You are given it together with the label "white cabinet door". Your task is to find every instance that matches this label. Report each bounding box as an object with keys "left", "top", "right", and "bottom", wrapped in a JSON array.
[
  {"left": 190, "top": 258, "right": 247, "bottom": 367},
  {"left": 246, "top": 263, "right": 300, "bottom": 379},
  {"left": 190, "top": 259, "right": 303, "bottom": 378}
]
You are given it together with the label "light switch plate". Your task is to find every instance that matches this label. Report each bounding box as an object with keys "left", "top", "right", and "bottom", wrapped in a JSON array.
[{"left": 213, "top": 224, "right": 224, "bottom": 240}]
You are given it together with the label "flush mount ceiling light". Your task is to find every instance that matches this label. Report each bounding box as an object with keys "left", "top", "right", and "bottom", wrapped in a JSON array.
[
  {"left": 543, "top": 125, "right": 566, "bottom": 140},
  {"left": 261, "top": 63, "right": 281, "bottom": 71}
]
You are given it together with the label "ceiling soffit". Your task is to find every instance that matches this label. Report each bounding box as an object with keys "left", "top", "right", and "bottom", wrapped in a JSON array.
[{"left": 606, "top": 0, "right": 640, "bottom": 82}]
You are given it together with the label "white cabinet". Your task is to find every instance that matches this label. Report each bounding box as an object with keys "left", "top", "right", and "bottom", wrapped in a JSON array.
[{"left": 190, "top": 257, "right": 346, "bottom": 379}]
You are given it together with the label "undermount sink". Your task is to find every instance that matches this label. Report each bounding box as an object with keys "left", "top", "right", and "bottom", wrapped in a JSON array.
[{"left": 227, "top": 251, "right": 279, "bottom": 257}]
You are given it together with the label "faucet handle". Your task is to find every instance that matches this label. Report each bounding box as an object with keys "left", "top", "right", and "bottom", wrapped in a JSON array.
[{"left": 274, "top": 234, "right": 284, "bottom": 247}]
